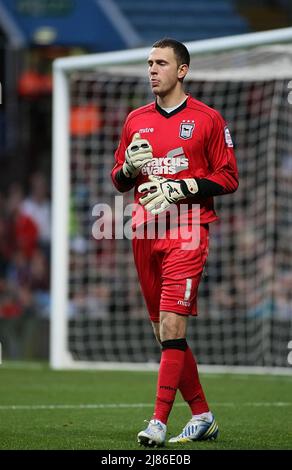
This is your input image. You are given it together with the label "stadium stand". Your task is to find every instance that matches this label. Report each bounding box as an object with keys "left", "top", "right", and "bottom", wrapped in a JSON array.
[{"left": 114, "top": 0, "right": 250, "bottom": 43}]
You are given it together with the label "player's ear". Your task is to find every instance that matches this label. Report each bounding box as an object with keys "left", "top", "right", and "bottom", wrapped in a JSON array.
[{"left": 178, "top": 64, "right": 188, "bottom": 80}]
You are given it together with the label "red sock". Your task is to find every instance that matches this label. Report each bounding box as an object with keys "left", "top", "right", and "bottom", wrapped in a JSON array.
[
  {"left": 178, "top": 346, "right": 209, "bottom": 415},
  {"left": 153, "top": 347, "right": 185, "bottom": 425}
]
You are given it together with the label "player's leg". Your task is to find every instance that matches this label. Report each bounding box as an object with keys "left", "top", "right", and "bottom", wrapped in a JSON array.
[
  {"left": 178, "top": 343, "right": 210, "bottom": 416},
  {"left": 173, "top": 272, "right": 211, "bottom": 418},
  {"left": 138, "top": 229, "right": 203, "bottom": 446},
  {"left": 169, "top": 336, "right": 219, "bottom": 443},
  {"left": 152, "top": 310, "right": 188, "bottom": 425},
  {"left": 133, "top": 238, "right": 167, "bottom": 446},
  {"left": 138, "top": 312, "right": 187, "bottom": 447},
  {"left": 159, "top": 225, "right": 218, "bottom": 443},
  {"left": 136, "top": 226, "right": 217, "bottom": 446},
  {"left": 163, "top": 225, "right": 218, "bottom": 443}
]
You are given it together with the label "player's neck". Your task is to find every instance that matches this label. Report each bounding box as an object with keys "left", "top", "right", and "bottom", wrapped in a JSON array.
[{"left": 156, "top": 90, "right": 187, "bottom": 109}]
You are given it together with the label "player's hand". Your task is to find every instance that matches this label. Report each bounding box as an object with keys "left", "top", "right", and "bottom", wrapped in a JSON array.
[
  {"left": 138, "top": 175, "right": 198, "bottom": 215},
  {"left": 122, "top": 133, "right": 153, "bottom": 178}
]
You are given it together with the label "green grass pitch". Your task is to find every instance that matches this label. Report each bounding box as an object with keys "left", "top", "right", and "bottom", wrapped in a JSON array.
[{"left": 0, "top": 363, "right": 292, "bottom": 450}]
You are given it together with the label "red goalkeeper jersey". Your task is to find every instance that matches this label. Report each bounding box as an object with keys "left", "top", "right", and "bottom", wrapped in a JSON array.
[{"left": 111, "top": 94, "right": 238, "bottom": 225}]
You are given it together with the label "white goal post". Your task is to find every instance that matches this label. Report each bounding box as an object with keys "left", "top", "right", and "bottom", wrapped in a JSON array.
[{"left": 51, "top": 27, "right": 292, "bottom": 371}]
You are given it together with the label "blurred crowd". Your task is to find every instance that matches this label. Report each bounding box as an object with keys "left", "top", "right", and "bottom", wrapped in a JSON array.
[{"left": 0, "top": 172, "right": 51, "bottom": 357}]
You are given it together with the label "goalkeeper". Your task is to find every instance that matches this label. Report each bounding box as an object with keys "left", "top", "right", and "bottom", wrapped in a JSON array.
[{"left": 111, "top": 38, "right": 238, "bottom": 447}]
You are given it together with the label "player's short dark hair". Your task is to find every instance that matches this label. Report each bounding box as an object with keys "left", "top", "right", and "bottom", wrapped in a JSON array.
[{"left": 152, "top": 38, "right": 190, "bottom": 66}]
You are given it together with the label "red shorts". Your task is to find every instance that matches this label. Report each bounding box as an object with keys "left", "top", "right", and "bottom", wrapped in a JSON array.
[{"left": 132, "top": 224, "right": 209, "bottom": 323}]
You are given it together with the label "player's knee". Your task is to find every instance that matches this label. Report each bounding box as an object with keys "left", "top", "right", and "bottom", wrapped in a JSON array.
[{"left": 160, "top": 311, "right": 187, "bottom": 341}]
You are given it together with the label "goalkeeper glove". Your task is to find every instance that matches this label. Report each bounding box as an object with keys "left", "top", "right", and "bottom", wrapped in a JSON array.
[
  {"left": 138, "top": 175, "right": 198, "bottom": 215},
  {"left": 122, "top": 133, "right": 153, "bottom": 178}
]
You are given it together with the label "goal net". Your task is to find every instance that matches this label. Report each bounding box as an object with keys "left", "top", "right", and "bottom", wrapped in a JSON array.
[{"left": 51, "top": 30, "right": 292, "bottom": 370}]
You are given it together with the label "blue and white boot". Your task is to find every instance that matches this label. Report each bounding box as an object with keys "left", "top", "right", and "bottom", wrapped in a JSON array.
[{"left": 169, "top": 413, "right": 218, "bottom": 443}]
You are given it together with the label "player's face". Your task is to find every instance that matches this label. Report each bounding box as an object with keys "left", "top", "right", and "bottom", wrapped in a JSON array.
[{"left": 147, "top": 47, "right": 188, "bottom": 97}]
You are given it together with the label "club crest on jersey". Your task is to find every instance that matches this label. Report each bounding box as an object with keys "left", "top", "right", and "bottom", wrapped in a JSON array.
[{"left": 179, "top": 120, "right": 195, "bottom": 140}]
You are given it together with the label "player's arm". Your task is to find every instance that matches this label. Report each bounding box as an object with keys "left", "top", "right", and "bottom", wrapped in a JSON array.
[
  {"left": 201, "top": 112, "right": 239, "bottom": 195},
  {"left": 160, "top": 112, "right": 239, "bottom": 199},
  {"left": 111, "top": 132, "right": 153, "bottom": 193}
]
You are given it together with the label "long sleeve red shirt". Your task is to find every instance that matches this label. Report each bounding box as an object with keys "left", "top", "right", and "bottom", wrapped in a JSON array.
[{"left": 111, "top": 94, "right": 238, "bottom": 225}]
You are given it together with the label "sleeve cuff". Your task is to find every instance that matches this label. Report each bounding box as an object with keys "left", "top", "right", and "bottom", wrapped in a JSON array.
[
  {"left": 115, "top": 168, "right": 137, "bottom": 192},
  {"left": 195, "top": 178, "right": 225, "bottom": 197}
]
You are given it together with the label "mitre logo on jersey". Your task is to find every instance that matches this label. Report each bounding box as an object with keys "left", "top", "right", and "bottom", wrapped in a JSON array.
[
  {"left": 141, "top": 147, "right": 189, "bottom": 175},
  {"left": 139, "top": 127, "right": 154, "bottom": 134},
  {"left": 179, "top": 120, "right": 195, "bottom": 140}
]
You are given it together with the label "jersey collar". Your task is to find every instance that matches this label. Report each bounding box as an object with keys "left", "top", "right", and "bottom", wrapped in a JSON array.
[{"left": 155, "top": 96, "right": 188, "bottom": 118}]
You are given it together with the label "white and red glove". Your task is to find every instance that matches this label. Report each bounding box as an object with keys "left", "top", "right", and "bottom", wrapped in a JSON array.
[
  {"left": 122, "top": 133, "right": 153, "bottom": 178},
  {"left": 138, "top": 175, "right": 198, "bottom": 215}
]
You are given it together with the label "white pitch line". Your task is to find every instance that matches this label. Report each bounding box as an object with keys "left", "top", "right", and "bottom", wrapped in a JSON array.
[{"left": 0, "top": 402, "right": 291, "bottom": 411}]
